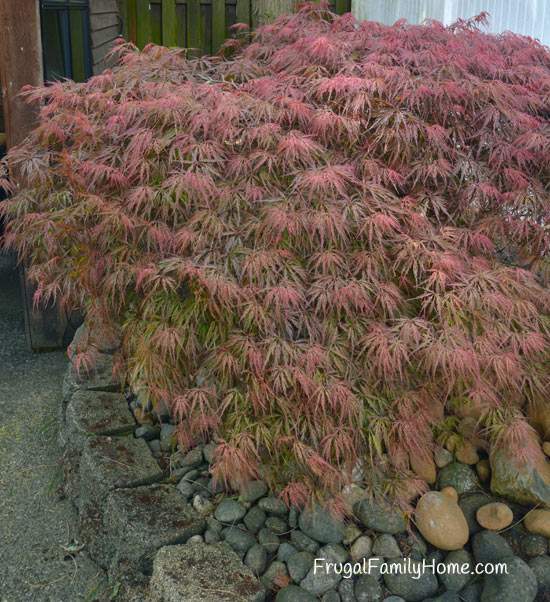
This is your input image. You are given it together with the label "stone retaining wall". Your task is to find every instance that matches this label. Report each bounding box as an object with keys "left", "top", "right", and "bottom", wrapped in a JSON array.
[{"left": 59, "top": 326, "right": 265, "bottom": 601}]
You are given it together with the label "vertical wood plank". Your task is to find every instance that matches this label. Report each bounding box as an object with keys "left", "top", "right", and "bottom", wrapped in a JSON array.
[
  {"left": 136, "top": 0, "right": 151, "bottom": 48},
  {"left": 128, "top": 0, "right": 138, "bottom": 44},
  {"left": 236, "top": 0, "right": 250, "bottom": 27},
  {"left": 162, "top": 0, "right": 178, "bottom": 45},
  {"left": 187, "top": 0, "right": 201, "bottom": 54},
  {"left": 212, "top": 0, "right": 226, "bottom": 51},
  {"left": 335, "top": 0, "right": 349, "bottom": 14},
  {"left": 119, "top": 0, "right": 130, "bottom": 40},
  {"left": 70, "top": 9, "right": 86, "bottom": 82}
]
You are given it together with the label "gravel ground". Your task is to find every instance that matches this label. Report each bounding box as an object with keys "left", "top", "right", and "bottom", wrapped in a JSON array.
[{"left": 0, "top": 253, "right": 107, "bottom": 601}]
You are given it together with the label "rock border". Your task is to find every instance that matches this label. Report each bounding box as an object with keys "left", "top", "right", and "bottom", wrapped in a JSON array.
[
  {"left": 60, "top": 324, "right": 550, "bottom": 602},
  {"left": 59, "top": 328, "right": 265, "bottom": 601}
]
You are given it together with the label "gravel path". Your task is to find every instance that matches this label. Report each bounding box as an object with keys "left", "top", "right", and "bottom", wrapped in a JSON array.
[{"left": 0, "top": 253, "right": 106, "bottom": 601}]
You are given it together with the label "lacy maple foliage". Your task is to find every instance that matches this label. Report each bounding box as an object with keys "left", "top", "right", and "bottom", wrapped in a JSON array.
[{"left": 2, "top": 4, "right": 549, "bottom": 507}]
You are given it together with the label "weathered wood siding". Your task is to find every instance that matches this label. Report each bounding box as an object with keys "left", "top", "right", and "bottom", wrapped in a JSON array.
[
  {"left": 352, "top": 0, "right": 550, "bottom": 46},
  {"left": 90, "top": 0, "right": 121, "bottom": 73}
]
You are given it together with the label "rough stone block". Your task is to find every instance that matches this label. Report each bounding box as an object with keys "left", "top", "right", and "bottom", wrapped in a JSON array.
[
  {"left": 103, "top": 485, "right": 207, "bottom": 577},
  {"left": 65, "top": 390, "right": 135, "bottom": 455},
  {"left": 78, "top": 436, "right": 164, "bottom": 567},
  {"left": 149, "top": 542, "right": 265, "bottom": 602},
  {"left": 78, "top": 435, "right": 163, "bottom": 512},
  {"left": 69, "top": 351, "right": 121, "bottom": 392}
]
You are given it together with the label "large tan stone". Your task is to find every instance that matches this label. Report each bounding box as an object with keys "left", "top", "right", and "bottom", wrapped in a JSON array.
[
  {"left": 476, "top": 502, "right": 513, "bottom": 531},
  {"left": 410, "top": 452, "right": 437, "bottom": 484},
  {"left": 524, "top": 509, "right": 550, "bottom": 538},
  {"left": 415, "top": 491, "right": 469, "bottom": 551},
  {"left": 455, "top": 441, "right": 479, "bottom": 465}
]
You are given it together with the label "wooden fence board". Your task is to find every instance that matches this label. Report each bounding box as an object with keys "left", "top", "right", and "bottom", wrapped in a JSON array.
[
  {"left": 212, "top": 0, "right": 226, "bottom": 50},
  {"left": 136, "top": 0, "right": 151, "bottom": 47},
  {"left": 162, "top": 0, "right": 178, "bottom": 45},
  {"left": 236, "top": 0, "right": 250, "bottom": 26},
  {"left": 335, "top": 0, "right": 350, "bottom": 14},
  {"left": 187, "top": 0, "right": 202, "bottom": 54}
]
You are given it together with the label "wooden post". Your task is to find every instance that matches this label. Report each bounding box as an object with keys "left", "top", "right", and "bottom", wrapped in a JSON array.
[
  {"left": 0, "top": 0, "right": 43, "bottom": 148},
  {"left": 0, "top": 0, "right": 67, "bottom": 350}
]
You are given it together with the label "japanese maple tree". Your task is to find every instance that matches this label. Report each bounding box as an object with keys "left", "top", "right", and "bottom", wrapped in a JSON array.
[{"left": 2, "top": 4, "right": 549, "bottom": 507}]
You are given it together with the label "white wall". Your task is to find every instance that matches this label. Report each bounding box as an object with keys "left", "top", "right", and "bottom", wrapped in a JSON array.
[{"left": 352, "top": 0, "right": 550, "bottom": 46}]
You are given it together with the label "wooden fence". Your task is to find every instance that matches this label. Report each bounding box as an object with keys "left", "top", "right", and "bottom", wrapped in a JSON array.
[{"left": 121, "top": 0, "right": 351, "bottom": 55}]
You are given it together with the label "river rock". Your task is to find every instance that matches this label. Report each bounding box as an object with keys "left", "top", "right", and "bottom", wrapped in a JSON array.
[
  {"left": 278, "top": 543, "right": 298, "bottom": 562},
  {"left": 528, "top": 555, "right": 550, "bottom": 594},
  {"left": 521, "top": 533, "right": 547, "bottom": 557},
  {"left": 244, "top": 506, "right": 267, "bottom": 533},
  {"left": 215, "top": 499, "right": 247, "bottom": 524},
  {"left": 222, "top": 526, "right": 256, "bottom": 555},
  {"left": 351, "top": 535, "right": 373, "bottom": 560},
  {"left": 354, "top": 499, "right": 406, "bottom": 534},
  {"left": 258, "top": 496, "right": 288, "bottom": 516},
  {"left": 471, "top": 531, "right": 514, "bottom": 563},
  {"left": 266, "top": 516, "right": 289, "bottom": 535},
  {"left": 438, "top": 462, "right": 480, "bottom": 495},
  {"left": 524, "top": 508, "right": 550, "bottom": 537},
  {"left": 354, "top": 574, "right": 382, "bottom": 601},
  {"left": 434, "top": 446, "right": 453, "bottom": 468},
  {"left": 261, "top": 561, "right": 289, "bottom": 590},
  {"left": 440, "top": 486, "right": 458, "bottom": 502},
  {"left": 490, "top": 449, "right": 550, "bottom": 507},
  {"left": 300, "top": 556, "right": 341, "bottom": 596},
  {"left": 455, "top": 441, "right": 479, "bottom": 465},
  {"left": 159, "top": 423, "right": 175, "bottom": 451},
  {"left": 258, "top": 528, "right": 280, "bottom": 553},
  {"left": 290, "top": 530, "right": 319, "bottom": 554},
  {"left": 439, "top": 549, "right": 472, "bottom": 592},
  {"left": 338, "top": 578, "right": 356, "bottom": 602},
  {"left": 481, "top": 556, "right": 537, "bottom": 602},
  {"left": 299, "top": 505, "right": 345, "bottom": 544},
  {"left": 459, "top": 494, "right": 493, "bottom": 535},
  {"left": 476, "top": 502, "right": 513, "bottom": 531},
  {"left": 240, "top": 480, "right": 268, "bottom": 504},
  {"left": 245, "top": 543, "right": 268, "bottom": 575},
  {"left": 179, "top": 445, "right": 204, "bottom": 468},
  {"left": 276, "top": 586, "right": 317, "bottom": 602},
  {"left": 343, "top": 523, "right": 362, "bottom": 545},
  {"left": 415, "top": 490, "right": 469, "bottom": 550},
  {"left": 410, "top": 453, "right": 437, "bottom": 484},
  {"left": 460, "top": 582, "right": 482, "bottom": 602},
  {"left": 372, "top": 534, "right": 400, "bottom": 558},
  {"left": 287, "top": 551, "right": 315, "bottom": 583},
  {"left": 383, "top": 558, "right": 438, "bottom": 601}
]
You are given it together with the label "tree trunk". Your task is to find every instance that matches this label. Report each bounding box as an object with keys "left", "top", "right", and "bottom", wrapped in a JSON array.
[{"left": 252, "top": 0, "right": 299, "bottom": 27}]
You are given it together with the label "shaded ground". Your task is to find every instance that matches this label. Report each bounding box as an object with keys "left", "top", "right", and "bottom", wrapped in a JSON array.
[{"left": 0, "top": 252, "right": 106, "bottom": 601}]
